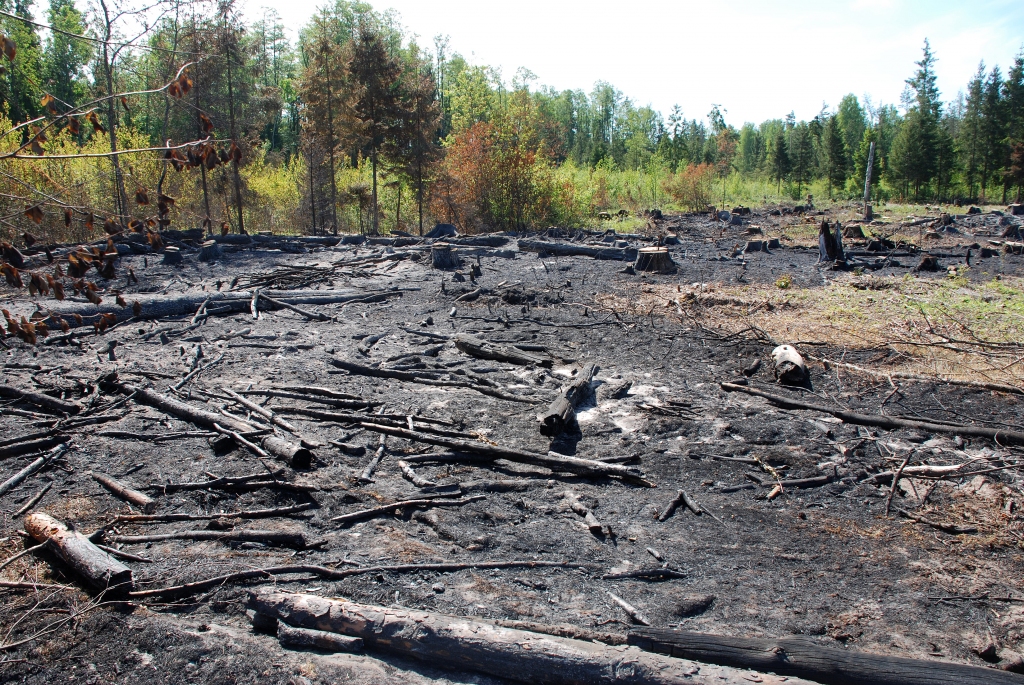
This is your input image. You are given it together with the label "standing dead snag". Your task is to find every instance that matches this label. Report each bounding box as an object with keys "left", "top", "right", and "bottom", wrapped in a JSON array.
[
  {"left": 24, "top": 513, "right": 133, "bottom": 592},
  {"left": 539, "top": 363, "right": 597, "bottom": 436}
]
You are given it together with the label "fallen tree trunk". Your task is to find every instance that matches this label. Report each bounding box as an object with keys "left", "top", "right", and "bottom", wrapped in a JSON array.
[
  {"left": 721, "top": 382, "right": 1024, "bottom": 445},
  {"left": 277, "top": 622, "right": 363, "bottom": 653},
  {"left": 454, "top": 334, "right": 551, "bottom": 367},
  {"left": 0, "top": 385, "right": 81, "bottom": 414},
  {"left": 331, "top": 495, "right": 485, "bottom": 525},
  {"left": 328, "top": 357, "right": 536, "bottom": 403},
  {"left": 0, "top": 443, "right": 68, "bottom": 498},
  {"left": 249, "top": 592, "right": 810, "bottom": 685},
  {"left": 24, "top": 512, "right": 133, "bottom": 592},
  {"left": 105, "top": 378, "right": 312, "bottom": 467},
  {"left": 356, "top": 422, "right": 652, "bottom": 486},
  {"left": 90, "top": 471, "right": 157, "bottom": 513},
  {"left": 539, "top": 363, "right": 597, "bottom": 436},
  {"left": 517, "top": 239, "right": 637, "bottom": 261},
  {"left": 23, "top": 289, "right": 400, "bottom": 328},
  {"left": 628, "top": 627, "right": 1019, "bottom": 685},
  {"left": 0, "top": 435, "right": 65, "bottom": 460},
  {"left": 108, "top": 529, "right": 309, "bottom": 548}
]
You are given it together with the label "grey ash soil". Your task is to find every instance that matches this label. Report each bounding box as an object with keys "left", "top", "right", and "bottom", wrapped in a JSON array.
[{"left": 2, "top": 208, "right": 1024, "bottom": 684}]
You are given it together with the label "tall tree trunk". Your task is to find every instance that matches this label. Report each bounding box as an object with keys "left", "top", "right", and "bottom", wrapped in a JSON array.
[
  {"left": 371, "top": 148, "right": 379, "bottom": 234},
  {"left": 157, "top": 2, "right": 181, "bottom": 199},
  {"left": 99, "top": 0, "right": 128, "bottom": 224},
  {"left": 224, "top": 19, "right": 245, "bottom": 234},
  {"left": 418, "top": 158, "right": 424, "bottom": 235},
  {"left": 307, "top": 145, "right": 317, "bottom": 232}
]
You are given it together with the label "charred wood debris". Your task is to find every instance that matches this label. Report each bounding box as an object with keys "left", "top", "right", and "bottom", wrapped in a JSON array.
[{"left": 1, "top": 209, "right": 1024, "bottom": 684}]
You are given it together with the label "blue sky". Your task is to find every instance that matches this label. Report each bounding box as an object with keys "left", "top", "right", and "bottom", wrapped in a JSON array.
[{"left": 251, "top": 0, "right": 1024, "bottom": 125}]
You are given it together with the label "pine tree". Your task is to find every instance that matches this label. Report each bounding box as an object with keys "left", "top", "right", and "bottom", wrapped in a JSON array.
[
  {"left": 822, "top": 115, "right": 847, "bottom": 199},
  {"left": 348, "top": 22, "right": 405, "bottom": 234},
  {"left": 789, "top": 122, "right": 814, "bottom": 198},
  {"left": 768, "top": 127, "right": 789, "bottom": 194},
  {"left": 960, "top": 64, "right": 986, "bottom": 200},
  {"left": 41, "top": 0, "right": 91, "bottom": 108},
  {"left": 979, "top": 66, "right": 1007, "bottom": 200}
]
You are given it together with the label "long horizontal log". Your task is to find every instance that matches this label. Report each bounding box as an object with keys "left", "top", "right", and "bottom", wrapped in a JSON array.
[
  {"left": 126, "top": 560, "right": 576, "bottom": 599},
  {"left": 0, "top": 435, "right": 66, "bottom": 460},
  {"left": 17, "top": 289, "right": 400, "bottom": 328},
  {"left": 721, "top": 382, "right": 1024, "bottom": 445},
  {"left": 114, "top": 502, "right": 314, "bottom": 523},
  {"left": 0, "top": 443, "right": 68, "bottom": 499},
  {"left": 454, "top": 334, "right": 551, "bottom": 367},
  {"left": 331, "top": 495, "right": 484, "bottom": 524},
  {"left": 250, "top": 592, "right": 810, "bottom": 685},
  {"left": 24, "top": 512, "right": 133, "bottom": 592},
  {"left": 628, "top": 627, "right": 1020, "bottom": 685},
  {"left": 0, "top": 385, "right": 81, "bottom": 414},
  {"left": 106, "top": 379, "right": 311, "bottom": 467},
  {"left": 277, "top": 622, "right": 363, "bottom": 653},
  {"left": 356, "top": 422, "right": 653, "bottom": 486},
  {"left": 90, "top": 471, "right": 156, "bottom": 513},
  {"left": 517, "top": 239, "right": 638, "bottom": 261},
  {"left": 328, "top": 358, "right": 537, "bottom": 403},
  {"left": 109, "top": 529, "right": 309, "bottom": 548}
]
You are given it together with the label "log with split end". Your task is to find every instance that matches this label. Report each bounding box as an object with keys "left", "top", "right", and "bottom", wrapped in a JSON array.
[
  {"left": 24, "top": 512, "right": 133, "bottom": 592},
  {"left": 538, "top": 363, "right": 597, "bottom": 436}
]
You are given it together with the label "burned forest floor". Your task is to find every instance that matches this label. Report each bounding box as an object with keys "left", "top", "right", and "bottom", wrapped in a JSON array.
[{"left": 3, "top": 203, "right": 1024, "bottom": 684}]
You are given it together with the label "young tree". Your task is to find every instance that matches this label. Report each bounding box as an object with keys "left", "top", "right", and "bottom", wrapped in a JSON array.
[
  {"left": 896, "top": 39, "right": 942, "bottom": 199},
  {"left": 789, "top": 121, "right": 814, "bottom": 198},
  {"left": 821, "top": 115, "right": 847, "bottom": 199},
  {"left": 836, "top": 94, "right": 866, "bottom": 170},
  {"left": 767, "top": 126, "right": 789, "bottom": 194}
]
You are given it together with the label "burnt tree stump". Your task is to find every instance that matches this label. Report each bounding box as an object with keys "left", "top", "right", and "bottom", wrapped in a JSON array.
[
  {"left": 162, "top": 246, "right": 182, "bottom": 265},
  {"left": 633, "top": 247, "right": 676, "bottom": 274},
  {"left": 431, "top": 243, "right": 462, "bottom": 269},
  {"left": 198, "top": 240, "right": 223, "bottom": 261}
]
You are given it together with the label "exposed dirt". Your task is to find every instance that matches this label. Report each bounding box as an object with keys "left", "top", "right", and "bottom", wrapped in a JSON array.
[{"left": 2, "top": 206, "right": 1024, "bottom": 684}]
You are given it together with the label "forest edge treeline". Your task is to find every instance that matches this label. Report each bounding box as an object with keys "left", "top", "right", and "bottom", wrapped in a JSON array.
[{"left": 0, "top": 0, "right": 1023, "bottom": 243}]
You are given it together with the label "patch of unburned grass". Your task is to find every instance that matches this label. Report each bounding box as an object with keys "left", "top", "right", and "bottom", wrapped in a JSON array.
[{"left": 630, "top": 272, "right": 1024, "bottom": 387}]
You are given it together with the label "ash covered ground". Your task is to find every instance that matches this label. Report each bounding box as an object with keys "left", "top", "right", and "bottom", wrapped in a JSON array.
[{"left": 2, "top": 205, "right": 1024, "bottom": 684}]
